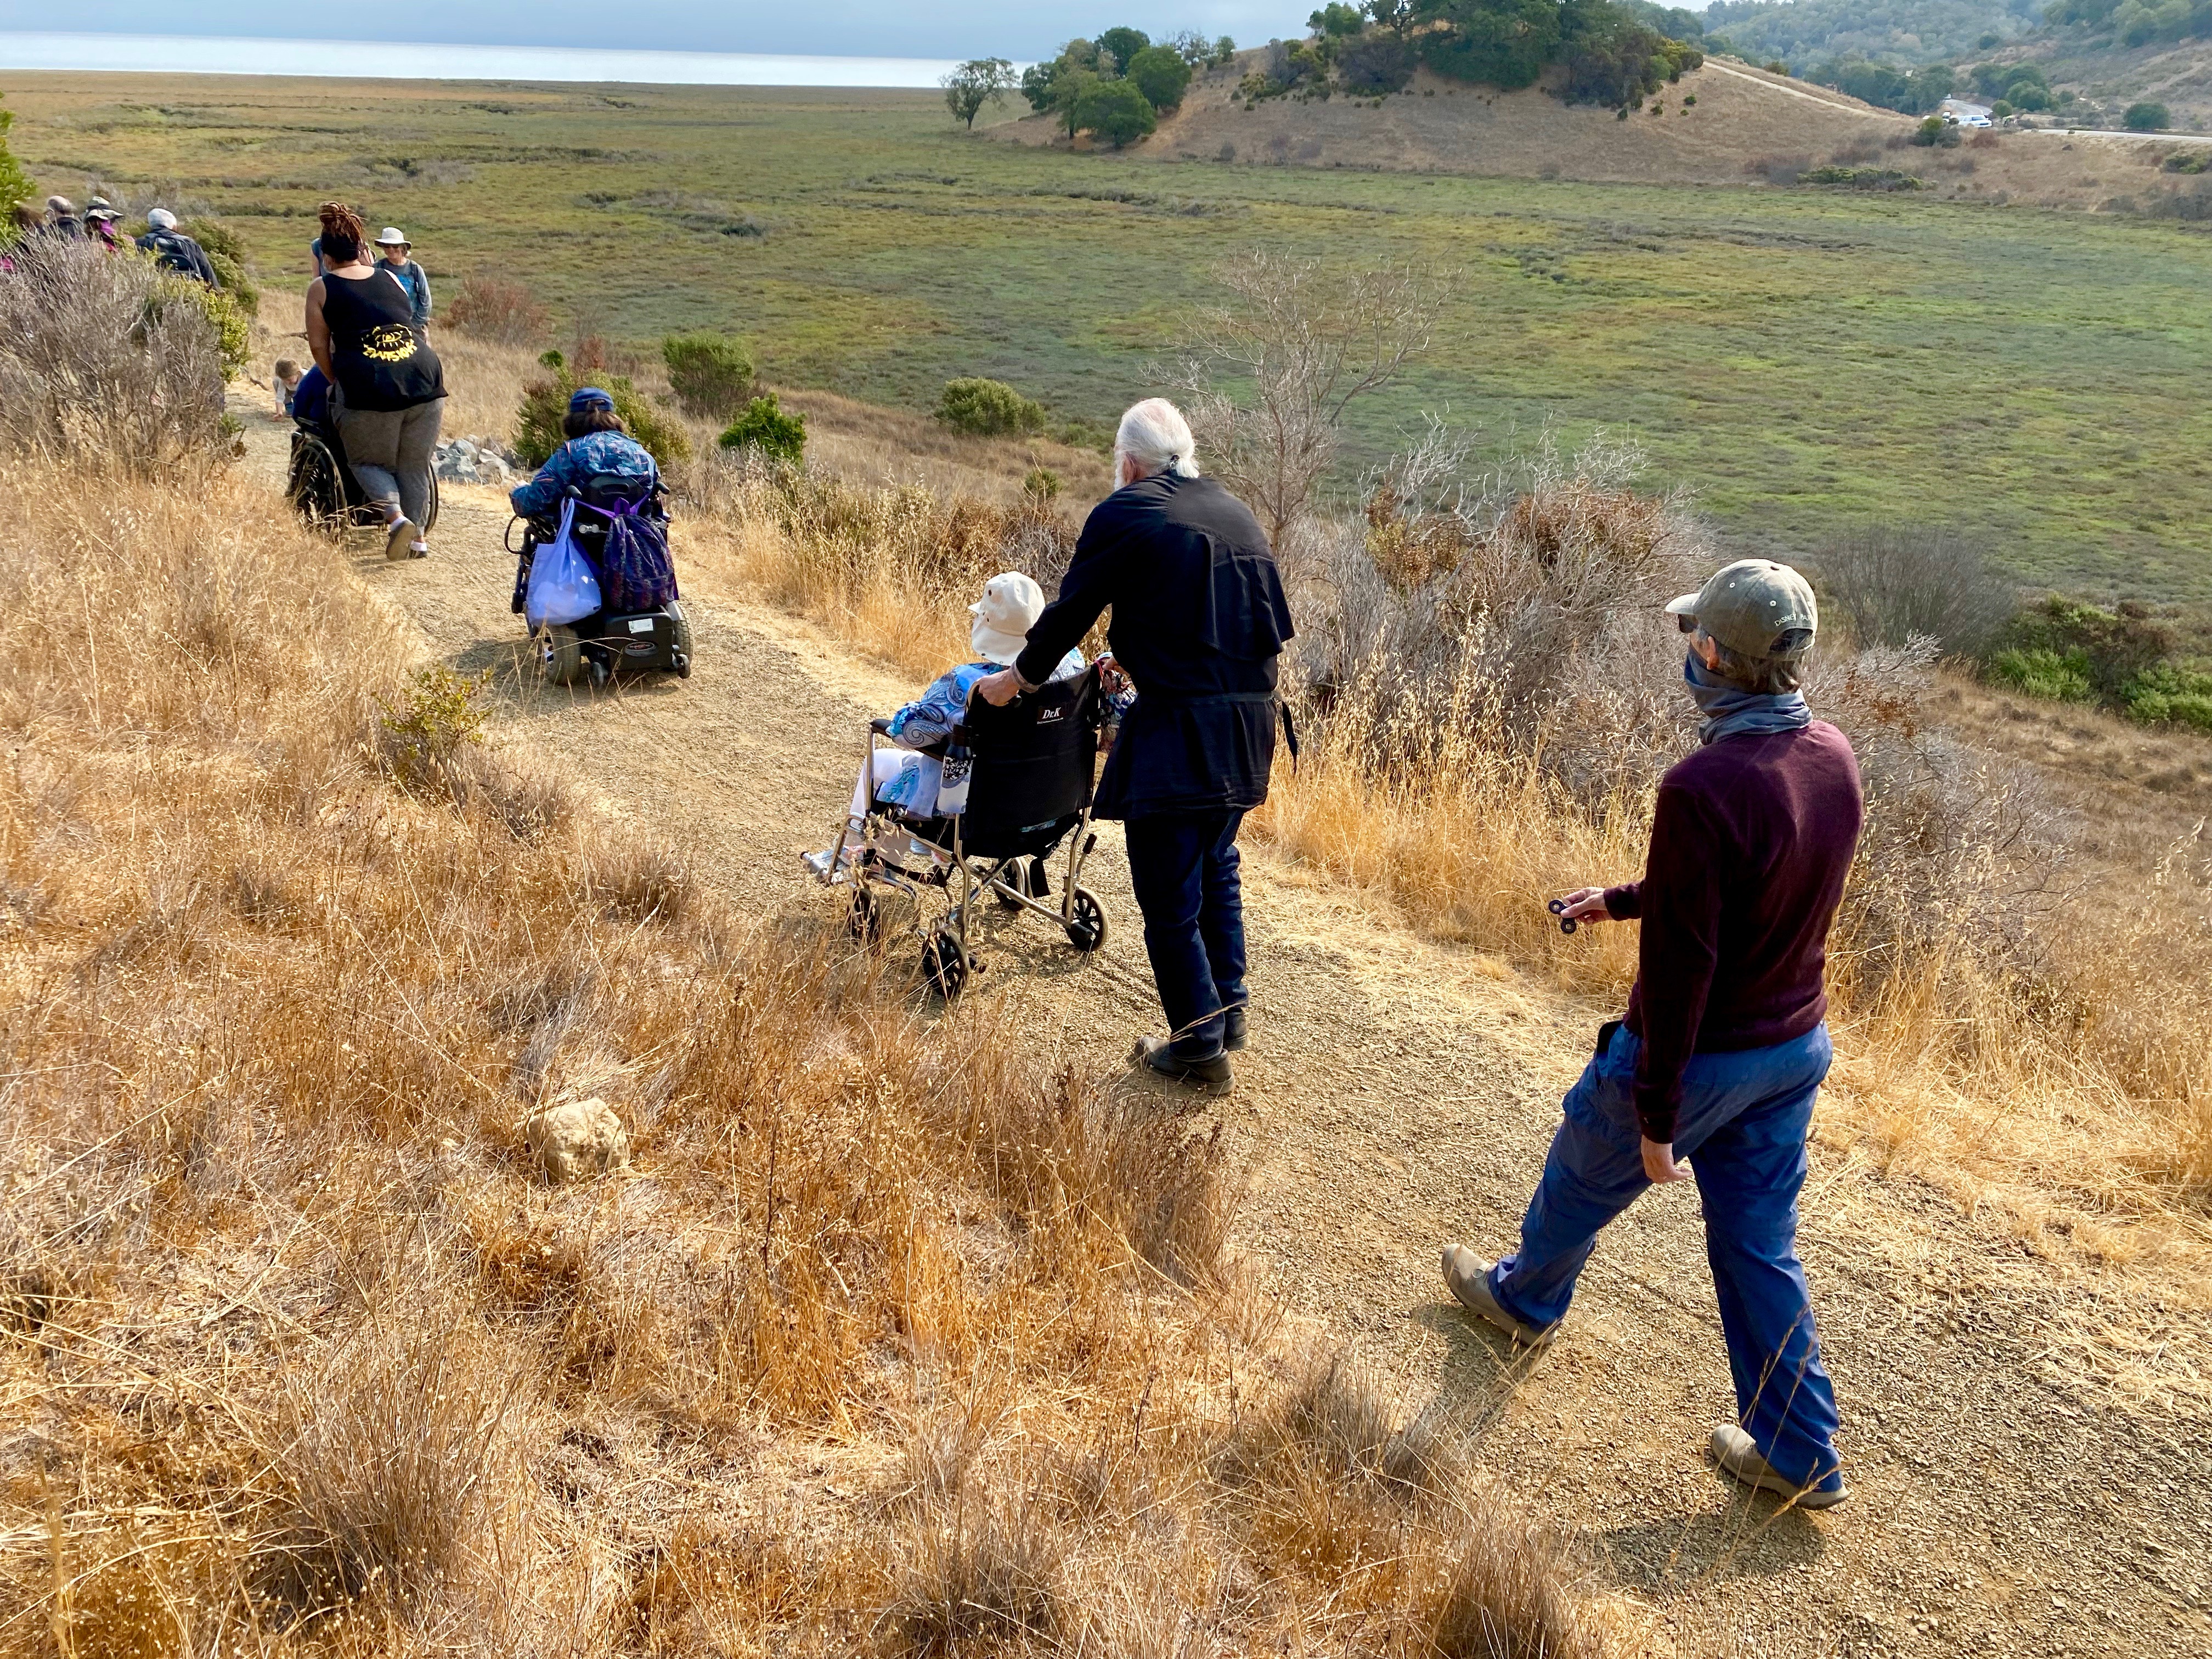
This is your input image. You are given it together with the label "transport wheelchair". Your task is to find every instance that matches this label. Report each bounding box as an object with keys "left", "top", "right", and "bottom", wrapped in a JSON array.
[
  {"left": 827, "top": 666, "right": 1109, "bottom": 1000},
  {"left": 507, "top": 473, "right": 693, "bottom": 687},
  {"left": 285, "top": 413, "right": 439, "bottom": 545}
]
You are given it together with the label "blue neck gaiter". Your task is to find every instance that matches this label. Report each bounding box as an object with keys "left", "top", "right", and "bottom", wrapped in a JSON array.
[{"left": 1685, "top": 652, "right": 1812, "bottom": 746}]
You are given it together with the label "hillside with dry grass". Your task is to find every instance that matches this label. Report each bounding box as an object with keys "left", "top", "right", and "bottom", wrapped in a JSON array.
[{"left": 1000, "top": 53, "right": 2212, "bottom": 211}]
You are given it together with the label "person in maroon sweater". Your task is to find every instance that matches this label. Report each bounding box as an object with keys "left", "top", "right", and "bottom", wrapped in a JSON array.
[{"left": 1441, "top": 558, "right": 1863, "bottom": 1511}]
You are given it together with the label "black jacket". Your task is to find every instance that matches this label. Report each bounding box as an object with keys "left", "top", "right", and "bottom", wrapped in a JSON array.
[
  {"left": 1015, "top": 472, "right": 1293, "bottom": 819},
  {"left": 137, "top": 229, "right": 219, "bottom": 287}
]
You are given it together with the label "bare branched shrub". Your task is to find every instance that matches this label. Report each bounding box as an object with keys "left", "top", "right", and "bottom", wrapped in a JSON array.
[
  {"left": 0, "top": 237, "right": 229, "bottom": 470},
  {"left": 1167, "top": 250, "right": 1444, "bottom": 544},
  {"left": 443, "top": 272, "right": 552, "bottom": 346},
  {"left": 1816, "top": 526, "right": 2020, "bottom": 654}
]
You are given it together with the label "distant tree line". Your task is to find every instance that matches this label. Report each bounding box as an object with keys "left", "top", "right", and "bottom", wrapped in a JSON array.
[
  {"left": 1699, "top": 0, "right": 2042, "bottom": 70},
  {"left": 1021, "top": 27, "right": 1235, "bottom": 147},
  {"left": 1231, "top": 1, "right": 1704, "bottom": 113},
  {"left": 2045, "top": 0, "right": 2212, "bottom": 48}
]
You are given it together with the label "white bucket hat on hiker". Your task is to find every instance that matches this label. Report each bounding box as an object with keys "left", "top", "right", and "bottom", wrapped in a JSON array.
[
  {"left": 375, "top": 227, "right": 410, "bottom": 247},
  {"left": 969, "top": 571, "right": 1045, "bottom": 667}
]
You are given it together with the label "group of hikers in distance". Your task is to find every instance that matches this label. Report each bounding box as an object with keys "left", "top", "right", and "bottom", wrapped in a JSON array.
[{"left": 6, "top": 193, "right": 221, "bottom": 284}]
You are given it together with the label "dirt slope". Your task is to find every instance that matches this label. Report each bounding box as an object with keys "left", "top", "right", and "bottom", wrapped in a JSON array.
[
  {"left": 243, "top": 407, "right": 2212, "bottom": 1654},
  {"left": 1002, "top": 56, "right": 2211, "bottom": 210}
]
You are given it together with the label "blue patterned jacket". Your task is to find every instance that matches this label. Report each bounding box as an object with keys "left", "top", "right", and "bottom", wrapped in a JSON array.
[{"left": 510, "top": 431, "right": 661, "bottom": 518}]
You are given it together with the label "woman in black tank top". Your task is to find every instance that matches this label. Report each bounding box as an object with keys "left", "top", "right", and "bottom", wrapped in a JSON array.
[
  {"left": 306, "top": 201, "right": 447, "bottom": 560},
  {"left": 317, "top": 264, "right": 443, "bottom": 411}
]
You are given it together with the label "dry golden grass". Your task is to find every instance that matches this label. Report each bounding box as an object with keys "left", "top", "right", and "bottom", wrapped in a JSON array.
[
  {"left": 0, "top": 453, "right": 1623, "bottom": 1652},
  {"left": 703, "top": 444, "right": 2212, "bottom": 1269}
]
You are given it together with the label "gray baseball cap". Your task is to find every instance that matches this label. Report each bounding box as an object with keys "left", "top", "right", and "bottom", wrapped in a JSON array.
[{"left": 1665, "top": 559, "right": 1818, "bottom": 659}]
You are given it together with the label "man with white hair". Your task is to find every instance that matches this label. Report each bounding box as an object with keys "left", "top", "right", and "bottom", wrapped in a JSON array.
[
  {"left": 977, "top": 398, "right": 1294, "bottom": 1095},
  {"left": 1441, "top": 558, "right": 1862, "bottom": 1510},
  {"left": 136, "top": 208, "right": 220, "bottom": 287},
  {"left": 43, "top": 196, "right": 84, "bottom": 239}
]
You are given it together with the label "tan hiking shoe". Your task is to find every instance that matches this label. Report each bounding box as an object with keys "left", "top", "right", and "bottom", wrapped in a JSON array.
[
  {"left": 384, "top": 515, "right": 419, "bottom": 562},
  {"left": 1440, "top": 1244, "right": 1556, "bottom": 1348},
  {"left": 1709, "top": 1424, "right": 1849, "bottom": 1510}
]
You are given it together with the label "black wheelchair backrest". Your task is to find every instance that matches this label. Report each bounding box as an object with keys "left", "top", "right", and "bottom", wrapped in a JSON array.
[
  {"left": 572, "top": 472, "right": 665, "bottom": 516},
  {"left": 953, "top": 667, "right": 1102, "bottom": 844}
]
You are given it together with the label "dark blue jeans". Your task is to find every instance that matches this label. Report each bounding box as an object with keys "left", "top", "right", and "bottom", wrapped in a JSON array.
[
  {"left": 1492, "top": 1022, "right": 1844, "bottom": 1493},
  {"left": 1123, "top": 808, "right": 1247, "bottom": 1059}
]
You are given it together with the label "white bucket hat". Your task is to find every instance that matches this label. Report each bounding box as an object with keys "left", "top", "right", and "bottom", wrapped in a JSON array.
[
  {"left": 968, "top": 571, "right": 1045, "bottom": 667},
  {"left": 375, "top": 227, "right": 410, "bottom": 246}
]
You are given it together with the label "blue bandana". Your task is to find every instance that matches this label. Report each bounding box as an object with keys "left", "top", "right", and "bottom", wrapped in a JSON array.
[{"left": 1685, "top": 652, "right": 1811, "bottom": 746}]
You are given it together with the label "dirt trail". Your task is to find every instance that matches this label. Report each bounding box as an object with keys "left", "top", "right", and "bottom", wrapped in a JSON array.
[{"left": 244, "top": 408, "right": 2210, "bottom": 1655}]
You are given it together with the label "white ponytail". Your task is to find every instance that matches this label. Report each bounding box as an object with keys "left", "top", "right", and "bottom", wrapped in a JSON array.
[{"left": 1114, "top": 397, "right": 1200, "bottom": 481}]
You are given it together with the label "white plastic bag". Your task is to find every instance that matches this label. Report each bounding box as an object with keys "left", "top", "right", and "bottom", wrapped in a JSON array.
[{"left": 524, "top": 501, "right": 602, "bottom": 630}]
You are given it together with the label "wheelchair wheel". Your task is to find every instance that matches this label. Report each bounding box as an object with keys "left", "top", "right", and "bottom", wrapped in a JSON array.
[
  {"left": 921, "top": 929, "right": 970, "bottom": 1000},
  {"left": 420, "top": 466, "right": 441, "bottom": 535},
  {"left": 1065, "top": 887, "right": 1107, "bottom": 953},
  {"left": 993, "top": 855, "right": 1040, "bottom": 911},
  {"left": 286, "top": 432, "right": 347, "bottom": 536},
  {"left": 673, "top": 607, "right": 694, "bottom": 679},
  {"left": 536, "top": 625, "right": 586, "bottom": 687}
]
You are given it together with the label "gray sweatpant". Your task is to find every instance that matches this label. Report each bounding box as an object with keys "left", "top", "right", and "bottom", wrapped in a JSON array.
[{"left": 334, "top": 392, "right": 444, "bottom": 531}]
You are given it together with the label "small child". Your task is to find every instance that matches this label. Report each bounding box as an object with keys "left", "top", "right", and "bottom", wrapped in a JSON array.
[{"left": 272, "top": 359, "right": 302, "bottom": 418}]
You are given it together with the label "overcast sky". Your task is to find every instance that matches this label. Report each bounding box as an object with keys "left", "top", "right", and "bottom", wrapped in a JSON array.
[{"left": 0, "top": 3, "right": 1307, "bottom": 61}]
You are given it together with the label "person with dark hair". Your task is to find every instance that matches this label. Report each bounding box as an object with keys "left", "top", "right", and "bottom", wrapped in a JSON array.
[
  {"left": 508, "top": 387, "right": 660, "bottom": 518},
  {"left": 1440, "top": 558, "right": 1863, "bottom": 1513},
  {"left": 304, "top": 200, "right": 445, "bottom": 561}
]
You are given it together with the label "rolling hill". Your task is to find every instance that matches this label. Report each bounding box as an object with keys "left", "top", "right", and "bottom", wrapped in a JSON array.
[{"left": 1000, "top": 53, "right": 2212, "bottom": 210}]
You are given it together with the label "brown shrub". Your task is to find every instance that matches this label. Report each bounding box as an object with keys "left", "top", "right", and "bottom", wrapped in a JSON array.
[
  {"left": 444, "top": 273, "right": 552, "bottom": 346},
  {"left": 0, "top": 238, "right": 229, "bottom": 471}
]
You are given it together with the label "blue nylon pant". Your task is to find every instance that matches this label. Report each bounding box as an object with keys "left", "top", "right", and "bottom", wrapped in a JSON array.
[
  {"left": 1492, "top": 1021, "right": 1844, "bottom": 1493},
  {"left": 1122, "top": 808, "right": 1247, "bottom": 1060}
]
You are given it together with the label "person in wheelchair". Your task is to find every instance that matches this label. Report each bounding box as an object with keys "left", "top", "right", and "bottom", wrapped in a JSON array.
[
  {"left": 804, "top": 572, "right": 1086, "bottom": 882},
  {"left": 509, "top": 387, "right": 659, "bottom": 520}
]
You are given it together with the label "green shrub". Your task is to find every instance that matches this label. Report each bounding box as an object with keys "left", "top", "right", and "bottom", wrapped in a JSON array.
[
  {"left": 2123, "top": 662, "right": 2212, "bottom": 731},
  {"left": 183, "top": 218, "right": 258, "bottom": 317},
  {"left": 1075, "top": 78, "right": 1158, "bottom": 147},
  {"left": 377, "top": 665, "right": 490, "bottom": 789},
  {"left": 1022, "top": 466, "right": 1062, "bottom": 500},
  {"left": 516, "top": 366, "right": 692, "bottom": 469},
  {"left": 661, "top": 331, "right": 756, "bottom": 419},
  {"left": 168, "top": 276, "right": 250, "bottom": 376},
  {"left": 1986, "top": 646, "right": 2096, "bottom": 703},
  {"left": 2125, "top": 101, "right": 2170, "bottom": 131},
  {"left": 2166, "top": 151, "right": 2211, "bottom": 174},
  {"left": 1911, "top": 115, "right": 1960, "bottom": 147},
  {"left": 1799, "top": 166, "right": 1926, "bottom": 190},
  {"left": 1127, "top": 44, "right": 1194, "bottom": 111},
  {"left": 937, "top": 376, "right": 1046, "bottom": 437},
  {"left": 0, "top": 96, "right": 31, "bottom": 239},
  {"left": 1990, "top": 99, "right": 2015, "bottom": 119},
  {"left": 719, "top": 393, "right": 807, "bottom": 465}
]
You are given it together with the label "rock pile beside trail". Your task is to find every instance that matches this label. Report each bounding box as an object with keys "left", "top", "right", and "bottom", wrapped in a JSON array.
[{"left": 435, "top": 434, "right": 523, "bottom": 486}]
